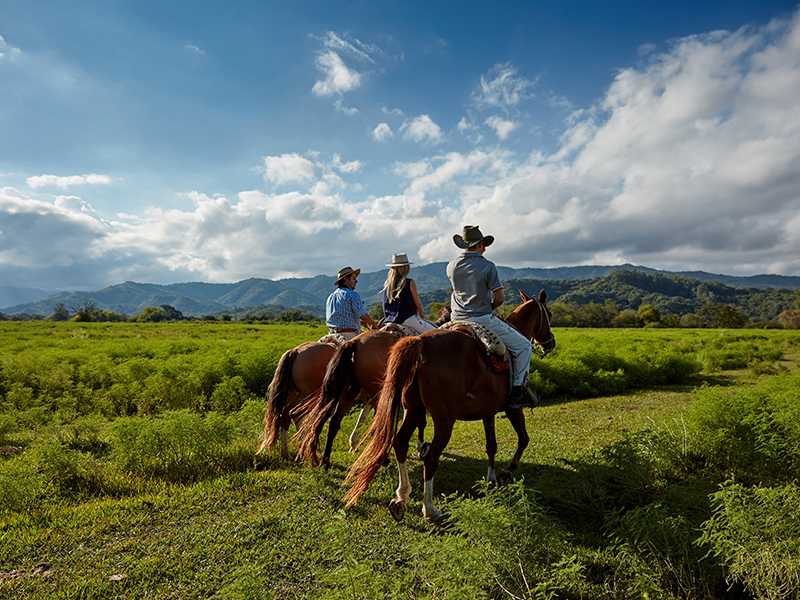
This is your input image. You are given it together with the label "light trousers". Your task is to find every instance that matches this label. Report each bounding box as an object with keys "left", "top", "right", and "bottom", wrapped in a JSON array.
[{"left": 465, "top": 313, "right": 532, "bottom": 387}]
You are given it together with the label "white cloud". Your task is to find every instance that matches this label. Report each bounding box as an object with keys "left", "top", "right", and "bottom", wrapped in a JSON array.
[
  {"left": 401, "top": 115, "right": 443, "bottom": 144},
  {"left": 261, "top": 154, "right": 316, "bottom": 186},
  {"left": 311, "top": 31, "right": 381, "bottom": 98},
  {"left": 485, "top": 115, "right": 518, "bottom": 140},
  {"left": 372, "top": 123, "right": 393, "bottom": 141},
  {"left": 312, "top": 50, "right": 362, "bottom": 96},
  {"left": 0, "top": 35, "right": 22, "bottom": 61},
  {"left": 473, "top": 62, "right": 536, "bottom": 109},
  {"left": 6, "top": 9, "right": 800, "bottom": 293},
  {"left": 27, "top": 174, "right": 114, "bottom": 189},
  {"left": 184, "top": 42, "right": 205, "bottom": 54}
]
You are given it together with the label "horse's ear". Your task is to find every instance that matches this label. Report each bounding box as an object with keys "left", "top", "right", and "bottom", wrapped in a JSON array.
[
  {"left": 519, "top": 290, "right": 531, "bottom": 302},
  {"left": 538, "top": 289, "right": 547, "bottom": 304}
]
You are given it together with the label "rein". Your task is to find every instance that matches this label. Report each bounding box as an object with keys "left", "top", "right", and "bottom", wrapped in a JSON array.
[{"left": 497, "top": 297, "right": 554, "bottom": 357}]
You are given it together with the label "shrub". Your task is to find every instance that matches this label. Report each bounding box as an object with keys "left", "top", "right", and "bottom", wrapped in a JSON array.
[
  {"left": 109, "top": 409, "right": 257, "bottom": 480},
  {"left": 700, "top": 482, "right": 800, "bottom": 600}
]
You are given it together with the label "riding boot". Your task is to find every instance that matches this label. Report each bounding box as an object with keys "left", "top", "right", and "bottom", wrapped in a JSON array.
[{"left": 505, "top": 384, "right": 540, "bottom": 410}]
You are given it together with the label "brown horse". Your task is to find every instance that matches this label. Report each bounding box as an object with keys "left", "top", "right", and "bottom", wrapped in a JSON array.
[
  {"left": 343, "top": 290, "right": 555, "bottom": 522},
  {"left": 295, "top": 330, "right": 426, "bottom": 467},
  {"left": 258, "top": 340, "right": 338, "bottom": 459},
  {"left": 295, "top": 306, "right": 451, "bottom": 467}
]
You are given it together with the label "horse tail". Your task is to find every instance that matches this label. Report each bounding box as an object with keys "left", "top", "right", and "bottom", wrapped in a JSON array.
[
  {"left": 343, "top": 336, "right": 423, "bottom": 508},
  {"left": 258, "top": 347, "right": 298, "bottom": 455},
  {"left": 296, "top": 340, "right": 357, "bottom": 466}
]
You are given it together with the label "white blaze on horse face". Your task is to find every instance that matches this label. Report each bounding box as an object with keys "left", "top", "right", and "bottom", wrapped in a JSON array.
[{"left": 423, "top": 478, "right": 442, "bottom": 521}]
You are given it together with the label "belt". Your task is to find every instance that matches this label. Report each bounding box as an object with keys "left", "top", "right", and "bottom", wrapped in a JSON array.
[{"left": 329, "top": 327, "right": 357, "bottom": 333}]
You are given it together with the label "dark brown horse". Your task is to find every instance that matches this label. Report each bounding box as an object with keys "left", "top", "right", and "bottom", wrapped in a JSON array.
[
  {"left": 258, "top": 340, "right": 338, "bottom": 459},
  {"left": 343, "top": 290, "right": 555, "bottom": 522},
  {"left": 295, "top": 305, "right": 451, "bottom": 467}
]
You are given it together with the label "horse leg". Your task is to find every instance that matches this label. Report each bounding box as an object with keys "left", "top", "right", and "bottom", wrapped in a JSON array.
[
  {"left": 499, "top": 407, "right": 530, "bottom": 485},
  {"left": 416, "top": 414, "right": 430, "bottom": 459},
  {"left": 388, "top": 406, "right": 425, "bottom": 522},
  {"left": 348, "top": 400, "right": 373, "bottom": 452},
  {"left": 483, "top": 417, "right": 498, "bottom": 485},
  {"left": 422, "top": 420, "right": 454, "bottom": 522},
  {"left": 321, "top": 384, "right": 360, "bottom": 467}
]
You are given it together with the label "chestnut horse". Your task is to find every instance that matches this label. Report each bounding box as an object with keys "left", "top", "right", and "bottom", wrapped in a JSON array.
[
  {"left": 344, "top": 290, "right": 555, "bottom": 522},
  {"left": 295, "top": 330, "right": 427, "bottom": 467},
  {"left": 258, "top": 340, "right": 338, "bottom": 459},
  {"left": 296, "top": 305, "right": 451, "bottom": 467}
]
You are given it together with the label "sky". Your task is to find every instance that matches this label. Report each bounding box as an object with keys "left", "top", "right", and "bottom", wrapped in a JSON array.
[{"left": 2, "top": 0, "right": 800, "bottom": 292}]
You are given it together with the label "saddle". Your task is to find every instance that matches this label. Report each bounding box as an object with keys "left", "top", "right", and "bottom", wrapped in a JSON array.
[
  {"left": 380, "top": 323, "right": 417, "bottom": 338},
  {"left": 440, "top": 321, "right": 510, "bottom": 373},
  {"left": 317, "top": 333, "right": 348, "bottom": 347}
]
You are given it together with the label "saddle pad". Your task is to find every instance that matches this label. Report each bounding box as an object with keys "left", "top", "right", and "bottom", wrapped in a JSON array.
[
  {"left": 440, "top": 320, "right": 506, "bottom": 356},
  {"left": 317, "top": 333, "right": 347, "bottom": 347},
  {"left": 381, "top": 323, "right": 417, "bottom": 337}
]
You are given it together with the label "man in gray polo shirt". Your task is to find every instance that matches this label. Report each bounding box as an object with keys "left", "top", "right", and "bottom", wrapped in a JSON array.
[{"left": 446, "top": 225, "right": 534, "bottom": 408}]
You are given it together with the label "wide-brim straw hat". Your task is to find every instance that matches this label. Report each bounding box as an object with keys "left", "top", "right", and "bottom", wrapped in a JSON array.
[
  {"left": 334, "top": 266, "right": 361, "bottom": 285},
  {"left": 453, "top": 225, "right": 494, "bottom": 249},
  {"left": 386, "top": 253, "right": 413, "bottom": 267}
]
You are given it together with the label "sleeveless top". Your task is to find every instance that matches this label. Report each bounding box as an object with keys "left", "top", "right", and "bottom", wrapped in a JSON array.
[{"left": 382, "top": 279, "right": 417, "bottom": 324}]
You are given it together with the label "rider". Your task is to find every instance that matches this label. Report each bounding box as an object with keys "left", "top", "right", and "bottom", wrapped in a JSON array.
[
  {"left": 326, "top": 266, "right": 379, "bottom": 340},
  {"left": 382, "top": 253, "right": 437, "bottom": 335},
  {"left": 446, "top": 225, "right": 535, "bottom": 409}
]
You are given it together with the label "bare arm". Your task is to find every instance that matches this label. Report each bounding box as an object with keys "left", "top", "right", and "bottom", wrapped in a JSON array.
[
  {"left": 360, "top": 313, "right": 379, "bottom": 330},
  {"left": 491, "top": 287, "right": 504, "bottom": 310},
  {"left": 409, "top": 279, "right": 426, "bottom": 318}
]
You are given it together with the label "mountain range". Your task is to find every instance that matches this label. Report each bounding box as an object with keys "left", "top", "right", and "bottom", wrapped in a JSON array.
[{"left": 3, "top": 263, "right": 799, "bottom": 321}]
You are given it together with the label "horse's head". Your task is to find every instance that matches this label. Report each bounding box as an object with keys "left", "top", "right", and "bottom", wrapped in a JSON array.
[{"left": 512, "top": 290, "right": 556, "bottom": 357}]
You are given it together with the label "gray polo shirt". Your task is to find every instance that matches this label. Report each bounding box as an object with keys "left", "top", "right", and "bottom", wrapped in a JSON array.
[{"left": 446, "top": 251, "right": 502, "bottom": 319}]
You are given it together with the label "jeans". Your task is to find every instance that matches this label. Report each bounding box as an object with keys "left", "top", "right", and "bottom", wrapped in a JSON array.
[{"left": 465, "top": 313, "right": 532, "bottom": 387}]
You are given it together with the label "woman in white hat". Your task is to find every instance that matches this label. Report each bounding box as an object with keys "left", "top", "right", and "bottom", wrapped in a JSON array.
[{"left": 382, "top": 253, "right": 437, "bottom": 335}]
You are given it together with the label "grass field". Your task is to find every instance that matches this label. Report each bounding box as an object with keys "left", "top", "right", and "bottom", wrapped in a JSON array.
[{"left": 1, "top": 323, "right": 799, "bottom": 599}]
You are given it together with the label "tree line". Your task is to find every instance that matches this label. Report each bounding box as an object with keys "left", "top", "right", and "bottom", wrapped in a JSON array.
[{"left": 0, "top": 302, "right": 322, "bottom": 324}]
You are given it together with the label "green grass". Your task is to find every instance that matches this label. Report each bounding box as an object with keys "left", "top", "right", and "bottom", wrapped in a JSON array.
[{"left": 1, "top": 323, "right": 800, "bottom": 598}]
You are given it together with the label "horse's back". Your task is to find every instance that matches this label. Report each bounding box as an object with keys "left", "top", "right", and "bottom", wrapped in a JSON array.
[
  {"left": 416, "top": 329, "right": 508, "bottom": 419},
  {"left": 292, "top": 342, "right": 337, "bottom": 396}
]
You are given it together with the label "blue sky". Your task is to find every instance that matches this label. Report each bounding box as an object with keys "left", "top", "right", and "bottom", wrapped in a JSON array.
[{"left": 2, "top": 0, "right": 800, "bottom": 292}]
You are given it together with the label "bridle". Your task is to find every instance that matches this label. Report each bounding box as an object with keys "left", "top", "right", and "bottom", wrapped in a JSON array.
[{"left": 529, "top": 298, "right": 555, "bottom": 358}]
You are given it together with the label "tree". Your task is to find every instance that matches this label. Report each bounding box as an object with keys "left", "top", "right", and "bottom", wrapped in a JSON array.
[
  {"left": 778, "top": 309, "right": 800, "bottom": 329},
  {"left": 50, "top": 302, "right": 70, "bottom": 322},
  {"left": 698, "top": 303, "right": 748, "bottom": 328},
  {"left": 636, "top": 304, "right": 661, "bottom": 326},
  {"left": 71, "top": 301, "right": 99, "bottom": 322},
  {"left": 680, "top": 313, "right": 702, "bottom": 328},
  {"left": 160, "top": 305, "right": 184, "bottom": 321},
  {"left": 612, "top": 309, "right": 639, "bottom": 328},
  {"left": 136, "top": 306, "right": 167, "bottom": 323}
]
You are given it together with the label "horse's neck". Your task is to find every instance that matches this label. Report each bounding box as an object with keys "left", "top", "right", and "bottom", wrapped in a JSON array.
[{"left": 506, "top": 302, "right": 537, "bottom": 339}]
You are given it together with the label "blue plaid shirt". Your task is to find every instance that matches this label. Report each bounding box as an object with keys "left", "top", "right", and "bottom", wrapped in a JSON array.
[{"left": 326, "top": 286, "right": 368, "bottom": 330}]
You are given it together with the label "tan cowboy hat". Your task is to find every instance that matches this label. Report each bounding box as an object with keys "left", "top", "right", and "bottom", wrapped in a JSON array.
[
  {"left": 386, "top": 253, "right": 413, "bottom": 267},
  {"left": 334, "top": 266, "right": 361, "bottom": 285},
  {"left": 453, "top": 225, "right": 494, "bottom": 249}
]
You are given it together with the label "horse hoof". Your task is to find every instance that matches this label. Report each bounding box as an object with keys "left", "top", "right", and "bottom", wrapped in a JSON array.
[
  {"left": 388, "top": 500, "right": 406, "bottom": 522},
  {"left": 498, "top": 470, "right": 514, "bottom": 486},
  {"left": 418, "top": 442, "right": 430, "bottom": 459}
]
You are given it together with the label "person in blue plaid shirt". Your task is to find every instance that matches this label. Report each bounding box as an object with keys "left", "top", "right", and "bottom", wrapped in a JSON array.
[{"left": 326, "top": 266, "right": 379, "bottom": 340}]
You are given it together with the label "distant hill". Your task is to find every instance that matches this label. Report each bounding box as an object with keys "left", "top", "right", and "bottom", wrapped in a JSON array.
[{"left": 2, "top": 263, "right": 798, "bottom": 321}]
